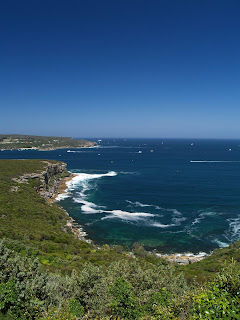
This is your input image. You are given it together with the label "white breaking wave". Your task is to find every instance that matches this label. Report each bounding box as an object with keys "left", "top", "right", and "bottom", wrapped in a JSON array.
[
  {"left": 66, "top": 171, "right": 117, "bottom": 190},
  {"left": 73, "top": 198, "right": 105, "bottom": 214},
  {"left": 190, "top": 160, "right": 240, "bottom": 163},
  {"left": 61, "top": 171, "right": 156, "bottom": 222},
  {"left": 98, "top": 146, "right": 149, "bottom": 149},
  {"left": 127, "top": 200, "right": 182, "bottom": 215},
  {"left": 152, "top": 215, "right": 186, "bottom": 228},
  {"left": 63, "top": 171, "right": 143, "bottom": 220},
  {"left": 126, "top": 200, "right": 185, "bottom": 226},
  {"left": 227, "top": 217, "right": 240, "bottom": 240},
  {"left": 191, "top": 211, "right": 217, "bottom": 225},
  {"left": 57, "top": 172, "right": 187, "bottom": 226},
  {"left": 151, "top": 222, "right": 176, "bottom": 228},
  {"left": 73, "top": 196, "right": 155, "bottom": 220},
  {"left": 55, "top": 192, "right": 71, "bottom": 201},
  {"left": 171, "top": 208, "right": 182, "bottom": 215},
  {"left": 102, "top": 210, "right": 154, "bottom": 221},
  {"left": 74, "top": 198, "right": 100, "bottom": 207},
  {"left": 56, "top": 171, "right": 117, "bottom": 201},
  {"left": 172, "top": 216, "right": 187, "bottom": 224},
  {"left": 192, "top": 218, "right": 201, "bottom": 225},
  {"left": 212, "top": 239, "right": 229, "bottom": 248},
  {"left": 66, "top": 150, "right": 86, "bottom": 153},
  {"left": 126, "top": 200, "right": 153, "bottom": 207},
  {"left": 66, "top": 148, "right": 99, "bottom": 153},
  {"left": 81, "top": 205, "right": 102, "bottom": 214}
]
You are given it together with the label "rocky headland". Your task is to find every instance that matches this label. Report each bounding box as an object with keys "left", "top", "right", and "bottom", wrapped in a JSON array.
[
  {"left": 0, "top": 134, "right": 97, "bottom": 151},
  {"left": 11, "top": 160, "right": 90, "bottom": 242}
]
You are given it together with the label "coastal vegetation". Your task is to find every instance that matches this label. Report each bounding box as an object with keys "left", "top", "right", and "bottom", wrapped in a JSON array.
[
  {"left": 1, "top": 160, "right": 240, "bottom": 319},
  {"left": 0, "top": 135, "right": 96, "bottom": 150}
]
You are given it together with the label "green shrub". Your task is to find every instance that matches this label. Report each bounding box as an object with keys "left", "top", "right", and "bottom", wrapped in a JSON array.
[
  {"left": 108, "top": 277, "right": 139, "bottom": 319},
  {"left": 191, "top": 262, "right": 240, "bottom": 319},
  {"left": 67, "top": 299, "right": 84, "bottom": 318}
]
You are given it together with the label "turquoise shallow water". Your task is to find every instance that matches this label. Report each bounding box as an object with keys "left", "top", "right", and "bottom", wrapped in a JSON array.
[{"left": 2, "top": 138, "right": 240, "bottom": 253}]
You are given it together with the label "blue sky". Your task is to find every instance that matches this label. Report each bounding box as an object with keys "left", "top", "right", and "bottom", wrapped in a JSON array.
[{"left": 0, "top": 0, "right": 240, "bottom": 138}]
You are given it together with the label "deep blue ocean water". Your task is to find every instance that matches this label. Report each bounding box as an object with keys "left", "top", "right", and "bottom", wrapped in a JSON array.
[{"left": 2, "top": 138, "right": 240, "bottom": 253}]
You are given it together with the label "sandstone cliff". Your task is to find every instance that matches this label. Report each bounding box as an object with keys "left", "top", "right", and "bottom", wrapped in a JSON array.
[{"left": 12, "top": 161, "right": 70, "bottom": 200}]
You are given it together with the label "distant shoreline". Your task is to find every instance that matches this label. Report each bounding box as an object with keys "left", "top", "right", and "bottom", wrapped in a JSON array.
[
  {"left": 0, "top": 134, "right": 97, "bottom": 151},
  {"left": 0, "top": 146, "right": 98, "bottom": 151}
]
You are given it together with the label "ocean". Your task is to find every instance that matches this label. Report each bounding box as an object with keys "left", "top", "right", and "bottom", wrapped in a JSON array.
[{"left": 2, "top": 138, "right": 240, "bottom": 254}]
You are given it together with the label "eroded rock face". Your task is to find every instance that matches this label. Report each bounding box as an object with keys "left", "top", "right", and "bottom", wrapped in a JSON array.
[{"left": 12, "top": 161, "right": 69, "bottom": 200}]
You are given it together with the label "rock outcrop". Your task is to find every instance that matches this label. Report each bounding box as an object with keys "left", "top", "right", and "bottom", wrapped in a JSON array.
[
  {"left": 12, "top": 161, "right": 69, "bottom": 200},
  {"left": 156, "top": 252, "right": 209, "bottom": 265}
]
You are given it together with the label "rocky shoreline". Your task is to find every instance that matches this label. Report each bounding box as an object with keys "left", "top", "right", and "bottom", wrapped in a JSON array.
[
  {"left": 17, "top": 162, "right": 209, "bottom": 264},
  {"left": 65, "top": 217, "right": 92, "bottom": 244},
  {"left": 156, "top": 251, "right": 209, "bottom": 265},
  {"left": 52, "top": 171, "right": 92, "bottom": 243},
  {"left": 53, "top": 170, "right": 211, "bottom": 264}
]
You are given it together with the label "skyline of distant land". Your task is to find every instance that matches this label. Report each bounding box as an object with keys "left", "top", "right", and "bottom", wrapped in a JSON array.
[
  {"left": 1, "top": 0, "right": 240, "bottom": 138},
  {"left": 2, "top": 133, "right": 240, "bottom": 140}
]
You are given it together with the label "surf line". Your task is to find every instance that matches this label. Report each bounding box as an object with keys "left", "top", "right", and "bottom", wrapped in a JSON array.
[
  {"left": 55, "top": 170, "right": 118, "bottom": 243},
  {"left": 190, "top": 160, "right": 240, "bottom": 163}
]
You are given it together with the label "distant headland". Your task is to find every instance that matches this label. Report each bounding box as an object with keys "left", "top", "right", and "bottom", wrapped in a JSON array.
[{"left": 0, "top": 134, "right": 97, "bottom": 151}]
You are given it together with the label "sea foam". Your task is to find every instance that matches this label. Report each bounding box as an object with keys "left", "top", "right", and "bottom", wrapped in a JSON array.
[
  {"left": 126, "top": 200, "right": 182, "bottom": 215},
  {"left": 190, "top": 160, "right": 240, "bottom": 163},
  {"left": 55, "top": 192, "right": 71, "bottom": 201},
  {"left": 151, "top": 222, "right": 176, "bottom": 228},
  {"left": 73, "top": 196, "right": 155, "bottom": 221},
  {"left": 191, "top": 211, "right": 217, "bottom": 226},
  {"left": 102, "top": 210, "right": 154, "bottom": 221},
  {"left": 126, "top": 200, "right": 185, "bottom": 226},
  {"left": 227, "top": 217, "right": 240, "bottom": 241},
  {"left": 67, "top": 171, "right": 117, "bottom": 189},
  {"left": 56, "top": 171, "right": 117, "bottom": 201},
  {"left": 212, "top": 239, "right": 229, "bottom": 248}
]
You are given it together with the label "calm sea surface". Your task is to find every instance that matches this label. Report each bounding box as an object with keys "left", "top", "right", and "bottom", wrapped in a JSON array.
[{"left": 2, "top": 138, "right": 240, "bottom": 253}]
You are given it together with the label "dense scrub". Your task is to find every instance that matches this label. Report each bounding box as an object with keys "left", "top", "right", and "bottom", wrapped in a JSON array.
[
  {"left": 1, "top": 241, "right": 240, "bottom": 319},
  {"left": 179, "top": 240, "right": 240, "bottom": 282}
]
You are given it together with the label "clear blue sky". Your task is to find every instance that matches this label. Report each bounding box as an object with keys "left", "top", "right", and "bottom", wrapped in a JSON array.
[{"left": 1, "top": 0, "right": 240, "bottom": 138}]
